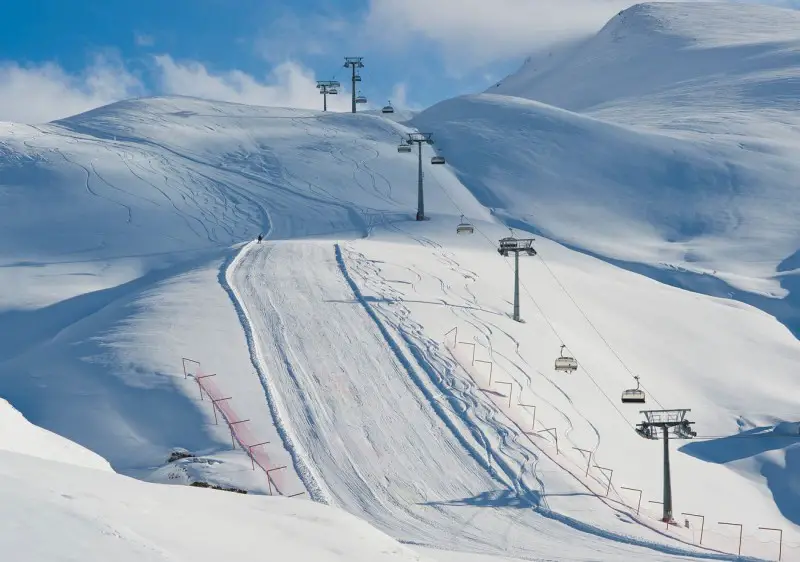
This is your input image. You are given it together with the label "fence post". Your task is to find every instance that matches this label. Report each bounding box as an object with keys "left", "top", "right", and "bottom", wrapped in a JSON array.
[
  {"left": 495, "top": 381, "right": 513, "bottom": 408},
  {"left": 718, "top": 522, "right": 743, "bottom": 556},
  {"left": 195, "top": 373, "right": 217, "bottom": 400},
  {"left": 648, "top": 501, "right": 669, "bottom": 529},
  {"left": 210, "top": 397, "right": 231, "bottom": 425},
  {"left": 682, "top": 513, "right": 705, "bottom": 545},
  {"left": 475, "top": 359, "right": 493, "bottom": 386},
  {"left": 266, "top": 466, "right": 288, "bottom": 495},
  {"left": 573, "top": 447, "right": 592, "bottom": 477},
  {"left": 228, "top": 419, "right": 250, "bottom": 449},
  {"left": 595, "top": 466, "right": 613, "bottom": 496},
  {"left": 458, "top": 341, "right": 476, "bottom": 365},
  {"left": 444, "top": 327, "right": 457, "bottom": 348},
  {"left": 759, "top": 527, "right": 782, "bottom": 561},
  {"left": 247, "top": 441, "right": 270, "bottom": 470},
  {"left": 520, "top": 404, "right": 536, "bottom": 431},
  {"left": 536, "top": 428, "right": 559, "bottom": 454},
  {"left": 621, "top": 487, "right": 643, "bottom": 515},
  {"left": 182, "top": 357, "right": 201, "bottom": 379}
]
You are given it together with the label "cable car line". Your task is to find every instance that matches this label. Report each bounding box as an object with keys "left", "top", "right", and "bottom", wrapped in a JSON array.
[{"left": 423, "top": 165, "right": 638, "bottom": 430}]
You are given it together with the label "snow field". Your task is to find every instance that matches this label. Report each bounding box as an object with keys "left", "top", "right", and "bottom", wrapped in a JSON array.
[
  {"left": 1, "top": 9, "right": 799, "bottom": 555},
  {"left": 0, "top": 384, "right": 437, "bottom": 562},
  {"left": 0, "top": 398, "right": 112, "bottom": 472},
  {"left": 0, "top": 450, "right": 434, "bottom": 562},
  {"left": 332, "top": 219, "right": 800, "bottom": 559},
  {"left": 231, "top": 236, "right": 765, "bottom": 561}
]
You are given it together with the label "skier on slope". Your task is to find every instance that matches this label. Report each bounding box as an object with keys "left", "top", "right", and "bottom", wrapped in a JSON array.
[{"left": 257, "top": 234, "right": 263, "bottom": 244}]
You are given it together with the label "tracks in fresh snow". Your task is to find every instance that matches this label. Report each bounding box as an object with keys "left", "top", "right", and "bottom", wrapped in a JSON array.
[{"left": 228, "top": 240, "right": 742, "bottom": 561}]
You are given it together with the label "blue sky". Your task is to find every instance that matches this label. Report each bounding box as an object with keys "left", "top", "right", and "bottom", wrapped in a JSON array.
[{"left": 0, "top": 0, "right": 797, "bottom": 122}]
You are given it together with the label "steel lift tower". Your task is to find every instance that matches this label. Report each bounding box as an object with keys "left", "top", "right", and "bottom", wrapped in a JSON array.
[
  {"left": 343, "top": 57, "right": 364, "bottom": 113},
  {"left": 316, "top": 80, "right": 340, "bottom": 112},
  {"left": 635, "top": 409, "right": 697, "bottom": 523},
  {"left": 401, "top": 132, "right": 435, "bottom": 221},
  {"left": 497, "top": 235, "right": 537, "bottom": 322}
]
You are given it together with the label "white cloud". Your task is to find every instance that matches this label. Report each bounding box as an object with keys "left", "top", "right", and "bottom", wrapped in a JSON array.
[
  {"left": 256, "top": 13, "right": 349, "bottom": 66},
  {"left": 135, "top": 33, "right": 155, "bottom": 47},
  {"left": 388, "top": 83, "right": 423, "bottom": 111},
  {"left": 0, "top": 56, "right": 143, "bottom": 124},
  {"left": 363, "top": 0, "right": 799, "bottom": 70},
  {"left": 0, "top": 53, "right": 360, "bottom": 124},
  {"left": 363, "top": 0, "right": 638, "bottom": 67},
  {"left": 153, "top": 55, "right": 353, "bottom": 111}
]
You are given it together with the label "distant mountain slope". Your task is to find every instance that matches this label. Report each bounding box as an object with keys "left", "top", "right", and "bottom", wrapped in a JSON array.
[
  {"left": 415, "top": 2, "right": 800, "bottom": 335},
  {"left": 0, "top": 97, "right": 487, "bottom": 274},
  {"left": 490, "top": 2, "right": 800, "bottom": 119}
]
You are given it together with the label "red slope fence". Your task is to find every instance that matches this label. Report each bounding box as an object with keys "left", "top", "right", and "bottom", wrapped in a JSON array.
[
  {"left": 182, "top": 357, "right": 301, "bottom": 497},
  {"left": 444, "top": 328, "right": 797, "bottom": 561}
]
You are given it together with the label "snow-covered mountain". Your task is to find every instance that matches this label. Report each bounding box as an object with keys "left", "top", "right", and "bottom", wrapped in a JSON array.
[
  {"left": 415, "top": 1, "right": 800, "bottom": 336},
  {"left": 1, "top": 2, "right": 799, "bottom": 561}
]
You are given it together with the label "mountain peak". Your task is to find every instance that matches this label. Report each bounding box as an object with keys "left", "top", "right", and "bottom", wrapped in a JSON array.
[{"left": 491, "top": 1, "right": 800, "bottom": 113}]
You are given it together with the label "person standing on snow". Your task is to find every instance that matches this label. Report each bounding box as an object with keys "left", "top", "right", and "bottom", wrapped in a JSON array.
[{"left": 257, "top": 234, "right": 263, "bottom": 243}]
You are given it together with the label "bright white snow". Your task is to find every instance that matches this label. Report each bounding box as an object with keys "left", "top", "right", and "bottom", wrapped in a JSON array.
[
  {"left": 0, "top": 393, "right": 432, "bottom": 562},
  {"left": 1, "top": 3, "right": 799, "bottom": 560}
]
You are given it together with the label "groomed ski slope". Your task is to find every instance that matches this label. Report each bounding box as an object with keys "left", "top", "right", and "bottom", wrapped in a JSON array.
[
  {"left": 0, "top": 4, "right": 798, "bottom": 555},
  {"left": 0, "top": 95, "right": 488, "bottom": 491},
  {"left": 231, "top": 217, "right": 800, "bottom": 560}
]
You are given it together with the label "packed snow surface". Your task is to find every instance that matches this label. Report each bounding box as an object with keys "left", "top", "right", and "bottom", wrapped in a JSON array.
[
  {"left": 0, "top": 396, "right": 436, "bottom": 561},
  {"left": 1, "top": 3, "right": 800, "bottom": 560}
]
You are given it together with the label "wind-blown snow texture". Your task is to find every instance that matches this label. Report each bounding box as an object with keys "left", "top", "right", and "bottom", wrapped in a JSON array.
[{"left": 1, "top": 3, "right": 799, "bottom": 561}]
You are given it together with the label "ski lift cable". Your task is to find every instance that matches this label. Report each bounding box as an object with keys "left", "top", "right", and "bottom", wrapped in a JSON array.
[
  {"left": 429, "top": 164, "right": 654, "bottom": 423},
  {"left": 425, "top": 170, "right": 636, "bottom": 428},
  {"left": 534, "top": 254, "right": 666, "bottom": 411}
]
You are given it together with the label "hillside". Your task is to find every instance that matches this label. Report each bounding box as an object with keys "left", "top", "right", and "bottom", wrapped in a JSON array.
[
  {"left": 1, "top": 3, "right": 799, "bottom": 560},
  {"left": 0, "top": 400, "right": 434, "bottom": 562},
  {"left": 490, "top": 2, "right": 800, "bottom": 117},
  {"left": 413, "top": 2, "right": 800, "bottom": 337}
]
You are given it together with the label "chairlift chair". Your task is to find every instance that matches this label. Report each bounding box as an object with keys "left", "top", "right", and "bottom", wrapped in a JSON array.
[
  {"left": 397, "top": 143, "right": 412, "bottom": 153},
  {"left": 621, "top": 376, "right": 646, "bottom": 403},
  {"left": 554, "top": 344, "right": 578, "bottom": 373},
  {"left": 355, "top": 94, "right": 367, "bottom": 104},
  {"left": 382, "top": 101, "right": 394, "bottom": 114},
  {"left": 354, "top": 74, "right": 362, "bottom": 82},
  {"left": 431, "top": 155, "right": 446, "bottom": 165},
  {"left": 329, "top": 88, "right": 338, "bottom": 95},
  {"left": 456, "top": 215, "right": 474, "bottom": 235}
]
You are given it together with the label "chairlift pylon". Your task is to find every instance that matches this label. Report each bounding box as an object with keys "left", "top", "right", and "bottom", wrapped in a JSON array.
[
  {"left": 621, "top": 375, "right": 646, "bottom": 403},
  {"left": 456, "top": 215, "right": 474, "bottom": 235},
  {"left": 554, "top": 344, "right": 578, "bottom": 373}
]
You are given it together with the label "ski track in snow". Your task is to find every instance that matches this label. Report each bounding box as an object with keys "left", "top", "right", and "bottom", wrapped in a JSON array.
[
  {"left": 220, "top": 242, "right": 332, "bottom": 504},
  {"left": 227, "top": 239, "right": 750, "bottom": 561}
]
